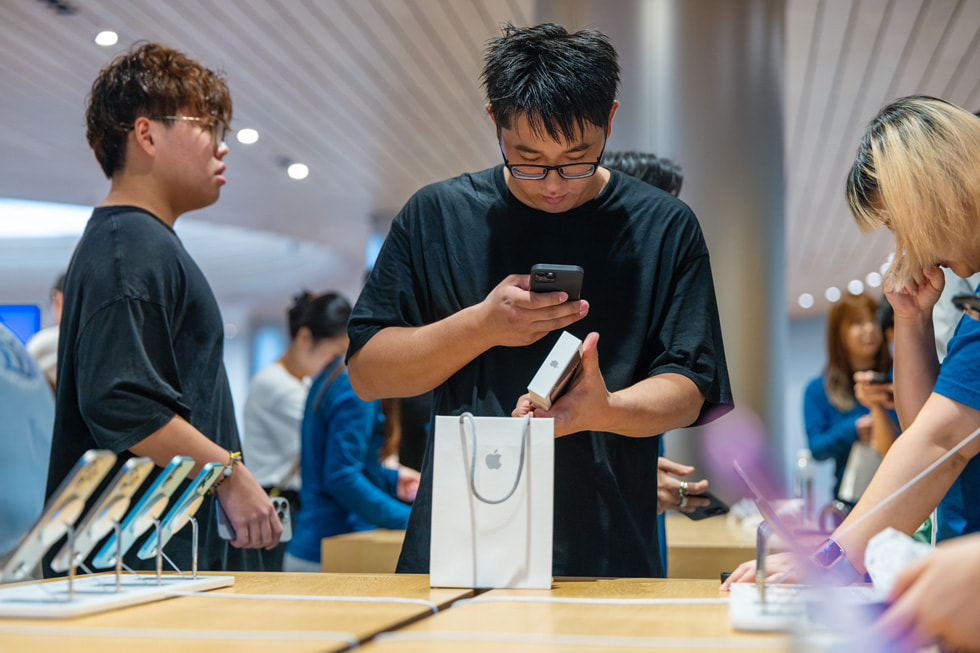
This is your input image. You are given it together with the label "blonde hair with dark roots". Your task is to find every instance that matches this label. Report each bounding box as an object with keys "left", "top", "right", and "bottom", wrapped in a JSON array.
[{"left": 846, "top": 96, "right": 980, "bottom": 284}]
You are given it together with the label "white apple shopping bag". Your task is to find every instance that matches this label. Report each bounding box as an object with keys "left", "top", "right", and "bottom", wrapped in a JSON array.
[{"left": 430, "top": 413, "right": 554, "bottom": 589}]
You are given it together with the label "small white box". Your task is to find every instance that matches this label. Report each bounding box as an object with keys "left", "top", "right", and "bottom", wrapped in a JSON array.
[{"left": 527, "top": 331, "right": 583, "bottom": 410}]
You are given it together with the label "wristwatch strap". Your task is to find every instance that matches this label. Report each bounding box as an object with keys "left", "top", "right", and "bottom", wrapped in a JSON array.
[{"left": 810, "top": 538, "right": 864, "bottom": 585}]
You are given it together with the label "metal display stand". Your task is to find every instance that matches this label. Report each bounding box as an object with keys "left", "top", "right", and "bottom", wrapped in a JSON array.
[{"left": 0, "top": 517, "right": 234, "bottom": 619}]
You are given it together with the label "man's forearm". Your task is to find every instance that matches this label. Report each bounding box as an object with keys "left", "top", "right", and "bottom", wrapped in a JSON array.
[
  {"left": 601, "top": 373, "right": 704, "bottom": 437},
  {"left": 893, "top": 314, "right": 940, "bottom": 429},
  {"left": 348, "top": 305, "right": 492, "bottom": 401},
  {"left": 129, "top": 415, "right": 232, "bottom": 474}
]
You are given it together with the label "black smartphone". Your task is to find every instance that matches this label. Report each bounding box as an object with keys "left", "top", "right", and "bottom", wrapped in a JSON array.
[
  {"left": 530, "top": 264, "right": 584, "bottom": 301},
  {"left": 868, "top": 372, "right": 890, "bottom": 384},
  {"left": 681, "top": 491, "right": 730, "bottom": 520},
  {"left": 953, "top": 294, "right": 980, "bottom": 320}
]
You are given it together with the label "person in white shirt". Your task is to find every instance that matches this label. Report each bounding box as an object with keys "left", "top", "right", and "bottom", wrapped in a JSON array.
[
  {"left": 243, "top": 291, "right": 350, "bottom": 570},
  {"left": 25, "top": 271, "right": 65, "bottom": 392}
]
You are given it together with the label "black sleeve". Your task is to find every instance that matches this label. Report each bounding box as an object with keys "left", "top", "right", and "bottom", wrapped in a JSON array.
[
  {"left": 648, "top": 218, "right": 733, "bottom": 424},
  {"left": 347, "top": 198, "right": 427, "bottom": 359},
  {"left": 73, "top": 297, "right": 190, "bottom": 452}
]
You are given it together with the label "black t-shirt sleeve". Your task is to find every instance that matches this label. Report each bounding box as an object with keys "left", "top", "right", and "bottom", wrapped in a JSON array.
[
  {"left": 347, "top": 198, "right": 427, "bottom": 358},
  {"left": 73, "top": 296, "right": 190, "bottom": 452},
  {"left": 646, "top": 215, "right": 732, "bottom": 423}
]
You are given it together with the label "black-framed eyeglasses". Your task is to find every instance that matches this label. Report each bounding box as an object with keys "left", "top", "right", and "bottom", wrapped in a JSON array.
[
  {"left": 150, "top": 115, "right": 231, "bottom": 149},
  {"left": 953, "top": 294, "right": 980, "bottom": 321},
  {"left": 499, "top": 137, "right": 606, "bottom": 180}
]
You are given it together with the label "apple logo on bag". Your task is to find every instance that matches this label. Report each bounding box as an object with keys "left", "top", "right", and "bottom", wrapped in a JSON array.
[
  {"left": 485, "top": 449, "right": 502, "bottom": 470},
  {"left": 550, "top": 359, "right": 559, "bottom": 368}
]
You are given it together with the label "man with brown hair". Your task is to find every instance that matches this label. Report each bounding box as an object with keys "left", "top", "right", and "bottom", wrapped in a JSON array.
[{"left": 45, "top": 42, "right": 280, "bottom": 574}]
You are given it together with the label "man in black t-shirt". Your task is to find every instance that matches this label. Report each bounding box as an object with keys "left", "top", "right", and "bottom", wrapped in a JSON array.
[
  {"left": 45, "top": 43, "right": 280, "bottom": 574},
  {"left": 348, "top": 24, "right": 733, "bottom": 578}
]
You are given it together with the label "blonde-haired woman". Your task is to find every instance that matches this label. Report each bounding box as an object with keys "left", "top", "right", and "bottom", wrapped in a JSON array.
[
  {"left": 803, "top": 293, "right": 894, "bottom": 503},
  {"left": 724, "top": 96, "right": 980, "bottom": 648}
]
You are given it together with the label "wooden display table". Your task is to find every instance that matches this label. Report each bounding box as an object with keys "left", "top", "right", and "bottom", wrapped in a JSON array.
[
  {"left": 321, "top": 529, "right": 406, "bottom": 573},
  {"left": 359, "top": 577, "right": 788, "bottom": 652},
  {"left": 665, "top": 513, "right": 756, "bottom": 579},
  {"left": 0, "top": 572, "right": 472, "bottom": 653}
]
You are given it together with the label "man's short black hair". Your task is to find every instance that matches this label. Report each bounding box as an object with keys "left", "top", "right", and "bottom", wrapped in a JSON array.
[{"left": 482, "top": 23, "right": 619, "bottom": 143}]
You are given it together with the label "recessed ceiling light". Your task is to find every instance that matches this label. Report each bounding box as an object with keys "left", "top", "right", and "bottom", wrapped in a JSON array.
[
  {"left": 236, "top": 128, "right": 258, "bottom": 145},
  {"left": 865, "top": 271, "right": 882, "bottom": 288},
  {"left": 847, "top": 279, "right": 864, "bottom": 295},
  {"left": 95, "top": 31, "right": 118, "bottom": 46},
  {"left": 798, "top": 293, "right": 814, "bottom": 309},
  {"left": 287, "top": 163, "right": 309, "bottom": 180},
  {"left": 825, "top": 286, "right": 841, "bottom": 302}
]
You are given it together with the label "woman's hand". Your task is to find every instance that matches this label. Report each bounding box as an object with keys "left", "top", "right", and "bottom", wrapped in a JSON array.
[
  {"left": 883, "top": 264, "right": 944, "bottom": 321},
  {"left": 854, "top": 370, "right": 894, "bottom": 409}
]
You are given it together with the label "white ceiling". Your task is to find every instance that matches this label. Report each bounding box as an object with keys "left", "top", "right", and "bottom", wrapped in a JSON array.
[{"left": 1, "top": 0, "right": 979, "bottom": 323}]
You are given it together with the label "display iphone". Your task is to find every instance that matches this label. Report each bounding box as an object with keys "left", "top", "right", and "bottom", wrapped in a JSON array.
[
  {"left": 136, "top": 462, "right": 224, "bottom": 560},
  {"left": 680, "top": 491, "right": 730, "bottom": 521},
  {"left": 530, "top": 264, "right": 584, "bottom": 301},
  {"left": 49, "top": 456, "right": 155, "bottom": 573},
  {"left": 91, "top": 455, "right": 194, "bottom": 569},
  {"left": 0, "top": 449, "right": 116, "bottom": 582}
]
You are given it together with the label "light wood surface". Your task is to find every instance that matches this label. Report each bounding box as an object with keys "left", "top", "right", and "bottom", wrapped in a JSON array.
[
  {"left": 317, "top": 518, "right": 757, "bottom": 582},
  {"left": 321, "top": 529, "right": 405, "bottom": 573},
  {"left": 358, "top": 578, "right": 788, "bottom": 653},
  {"left": 665, "top": 513, "right": 756, "bottom": 579},
  {"left": 0, "top": 572, "right": 472, "bottom": 653}
]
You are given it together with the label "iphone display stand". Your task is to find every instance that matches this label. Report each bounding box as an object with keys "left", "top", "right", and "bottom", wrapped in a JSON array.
[{"left": 0, "top": 516, "right": 233, "bottom": 619}]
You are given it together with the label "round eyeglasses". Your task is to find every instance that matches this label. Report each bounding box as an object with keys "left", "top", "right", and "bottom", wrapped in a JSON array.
[
  {"left": 498, "top": 139, "right": 606, "bottom": 180},
  {"left": 150, "top": 115, "right": 231, "bottom": 149}
]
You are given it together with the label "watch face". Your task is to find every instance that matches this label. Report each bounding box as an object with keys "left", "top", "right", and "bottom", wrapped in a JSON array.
[{"left": 812, "top": 539, "right": 843, "bottom": 568}]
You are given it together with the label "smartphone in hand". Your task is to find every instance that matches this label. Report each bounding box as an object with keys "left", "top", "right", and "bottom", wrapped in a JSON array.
[
  {"left": 681, "top": 491, "right": 730, "bottom": 520},
  {"left": 530, "top": 264, "right": 584, "bottom": 301}
]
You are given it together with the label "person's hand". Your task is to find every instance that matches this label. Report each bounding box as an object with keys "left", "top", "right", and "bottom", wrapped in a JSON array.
[
  {"left": 883, "top": 264, "right": 944, "bottom": 322},
  {"left": 853, "top": 370, "right": 894, "bottom": 409},
  {"left": 397, "top": 466, "right": 421, "bottom": 502},
  {"left": 657, "top": 457, "right": 709, "bottom": 514},
  {"left": 855, "top": 413, "right": 873, "bottom": 443},
  {"left": 720, "top": 552, "right": 799, "bottom": 590},
  {"left": 215, "top": 463, "right": 283, "bottom": 550},
  {"left": 511, "top": 332, "right": 609, "bottom": 437},
  {"left": 477, "top": 274, "right": 588, "bottom": 349},
  {"left": 873, "top": 533, "right": 980, "bottom": 651}
]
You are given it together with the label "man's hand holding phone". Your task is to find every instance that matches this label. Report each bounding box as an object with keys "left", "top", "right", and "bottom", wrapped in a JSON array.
[
  {"left": 215, "top": 460, "right": 282, "bottom": 550},
  {"left": 477, "top": 273, "right": 588, "bottom": 349},
  {"left": 514, "top": 331, "right": 613, "bottom": 436}
]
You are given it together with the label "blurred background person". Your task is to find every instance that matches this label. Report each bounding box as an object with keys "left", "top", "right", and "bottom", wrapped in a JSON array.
[
  {"left": 25, "top": 271, "right": 65, "bottom": 392},
  {"left": 603, "top": 149, "right": 711, "bottom": 575},
  {"left": 804, "top": 292, "right": 896, "bottom": 504},
  {"left": 283, "top": 293, "right": 420, "bottom": 572},
  {"left": 0, "top": 322, "right": 54, "bottom": 579},
  {"left": 242, "top": 291, "right": 348, "bottom": 571}
]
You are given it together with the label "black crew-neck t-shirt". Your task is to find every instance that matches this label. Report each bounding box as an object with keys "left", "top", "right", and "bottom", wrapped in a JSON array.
[
  {"left": 349, "top": 166, "right": 733, "bottom": 577},
  {"left": 45, "top": 206, "right": 258, "bottom": 573}
]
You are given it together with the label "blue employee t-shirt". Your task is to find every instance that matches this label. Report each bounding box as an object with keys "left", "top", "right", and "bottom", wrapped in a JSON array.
[{"left": 932, "top": 304, "right": 980, "bottom": 540}]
